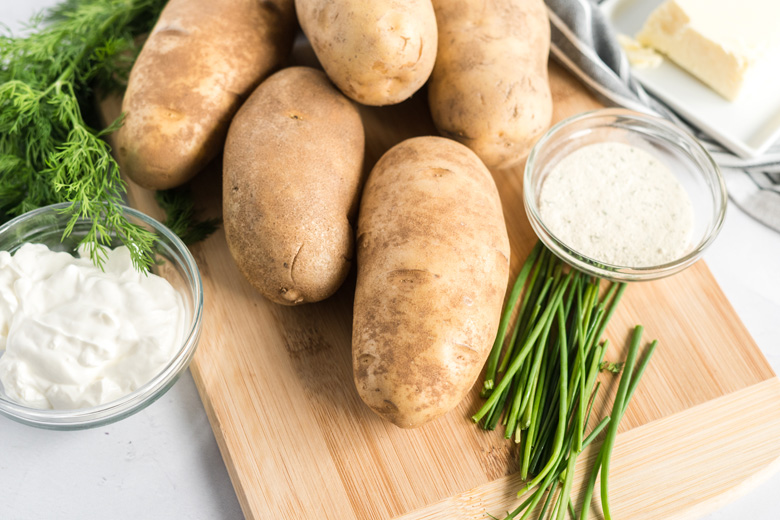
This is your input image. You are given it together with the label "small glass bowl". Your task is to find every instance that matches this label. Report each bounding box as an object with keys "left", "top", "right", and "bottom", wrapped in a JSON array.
[
  {"left": 524, "top": 108, "right": 727, "bottom": 282},
  {"left": 0, "top": 203, "right": 203, "bottom": 429}
]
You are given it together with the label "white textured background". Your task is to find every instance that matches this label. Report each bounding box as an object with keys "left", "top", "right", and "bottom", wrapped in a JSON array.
[{"left": 1, "top": 1, "right": 778, "bottom": 519}]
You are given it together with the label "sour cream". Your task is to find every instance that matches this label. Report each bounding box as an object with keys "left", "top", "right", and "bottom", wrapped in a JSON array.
[{"left": 0, "top": 243, "right": 185, "bottom": 410}]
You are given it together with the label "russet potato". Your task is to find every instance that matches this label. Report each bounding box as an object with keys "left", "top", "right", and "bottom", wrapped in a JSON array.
[
  {"left": 353, "top": 136, "right": 510, "bottom": 428},
  {"left": 223, "top": 67, "right": 365, "bottom": 306},
  {"left": 295, "top": 0, "right": 438, "bottom": 106},
  {"left": 117, "top": 0, "right": 296, "bottom": 189},
  {"left": 428, "top": 0, "right": 552, "bottom": 169}
]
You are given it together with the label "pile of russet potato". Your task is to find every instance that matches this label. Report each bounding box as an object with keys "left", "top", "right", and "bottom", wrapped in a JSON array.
[{"left": 116, "top": 0, "right": 553, "bottom": 429}]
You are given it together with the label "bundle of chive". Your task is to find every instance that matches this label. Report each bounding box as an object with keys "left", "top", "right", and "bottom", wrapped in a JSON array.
[{"left": 475, "top": 242, "right": 657, "bottom": 520}]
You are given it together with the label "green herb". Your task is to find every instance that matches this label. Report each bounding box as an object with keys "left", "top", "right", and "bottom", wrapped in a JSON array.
[
  {"left": 599, "top": 360, "right": 624, "bottom": 374},
  {"left": 476, "top": 242, "right": 656, "bottom": 520},
  {"left": 155, "top": 189, "right": 220, "bottom": 245},
  {"left": 0, "top": 0, "right": 167, "bottom": 270},
  {"left": 482, "top": 241, "right": 543, "bottom": 397},
  {"left": 596, "top": 328, "right": 657, "bottom": 520}
]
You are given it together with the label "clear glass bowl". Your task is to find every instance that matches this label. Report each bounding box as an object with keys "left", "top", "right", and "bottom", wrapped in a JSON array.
[
  {"left": 0, "top": 203, "right": 203, "bottom": 429},
  {"left": 524, "top": 109, "right": 727, "bottom": 282}
]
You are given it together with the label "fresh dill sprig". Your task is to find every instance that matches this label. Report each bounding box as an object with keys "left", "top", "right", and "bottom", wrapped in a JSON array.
[
  {"left": 156, "top": 189, "right": 220, "bottom": 246},
  {"left": 0, "top": 0, "right": 166, "bottom": 270}
]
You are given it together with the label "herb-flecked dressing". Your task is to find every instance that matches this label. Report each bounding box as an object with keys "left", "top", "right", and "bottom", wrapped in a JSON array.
[{"left": 539, "top": 142, "right": 694, "bottom": 267}]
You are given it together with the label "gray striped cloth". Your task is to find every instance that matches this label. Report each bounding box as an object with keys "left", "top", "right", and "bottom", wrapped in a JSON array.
[{"left": 546, "top": 0, "right": 780, "bottom": 232}]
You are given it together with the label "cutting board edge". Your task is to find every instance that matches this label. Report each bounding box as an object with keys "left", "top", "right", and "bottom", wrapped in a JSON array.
[
  {"left": 188, "top": 361, "right": 256, "bottom": 520},
  {"left": 392, "top": 377, "right": 780, "bottom": 520}
]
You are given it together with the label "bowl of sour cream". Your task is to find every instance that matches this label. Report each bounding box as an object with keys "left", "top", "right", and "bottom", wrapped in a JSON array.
[
  {"left": 524, "top": 108, "right": 727, "bottom": 281},
  {"left": 0, "top": 203, "right": 203, "bottom": 429}
]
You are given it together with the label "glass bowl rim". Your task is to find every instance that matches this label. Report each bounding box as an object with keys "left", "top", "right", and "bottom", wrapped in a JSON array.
[
  {"left": 0, "top": 202, "right": 204, "bottom": 429},
  {"left": 523, "top": 108, "right": 728, "bottom": 282}
]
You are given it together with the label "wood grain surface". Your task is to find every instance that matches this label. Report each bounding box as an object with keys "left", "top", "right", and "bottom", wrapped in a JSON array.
[{"left": 103, "top": 60, "right": 780, "bottom": 520}]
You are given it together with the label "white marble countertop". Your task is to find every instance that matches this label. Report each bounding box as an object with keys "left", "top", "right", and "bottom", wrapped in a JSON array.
[{"left": 2, "top": 2, "right": 779, "bottom": 519}]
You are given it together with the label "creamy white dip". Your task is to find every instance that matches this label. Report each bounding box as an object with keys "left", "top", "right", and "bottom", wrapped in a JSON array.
[
  {"left": 0, "top": 243, "right": 185, "bottom": 409},
  {"left": 539, "top": 142, "right": 694, "bottom": 267}
]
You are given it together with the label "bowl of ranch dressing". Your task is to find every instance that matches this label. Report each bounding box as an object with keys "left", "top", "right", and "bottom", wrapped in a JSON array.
[
  {"left": 0, "top": 203, "right": 203, "bottom": 429},
  {"left": 524, "top": 109, "right": 727, "bottom": 281}
]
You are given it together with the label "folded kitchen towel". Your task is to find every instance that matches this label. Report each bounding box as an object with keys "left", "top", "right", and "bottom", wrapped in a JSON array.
[{"left": 545, "top": 0, "right": 780, "bottom": 233}]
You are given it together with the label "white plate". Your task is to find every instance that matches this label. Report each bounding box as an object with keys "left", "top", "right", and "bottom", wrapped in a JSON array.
[{"left": 600, "top": 0, "right": 780, "bottom": 158}]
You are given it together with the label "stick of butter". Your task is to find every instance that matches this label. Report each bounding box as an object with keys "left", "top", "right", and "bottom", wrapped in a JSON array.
[{"left": 637, "top": 0, "right": 780, "bottom": 101}]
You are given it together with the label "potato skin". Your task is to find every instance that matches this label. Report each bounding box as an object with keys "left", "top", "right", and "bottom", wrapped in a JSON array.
[
  {"left": 295, "top": 0, "right": 437, "bottom": 106},
  {"left": 353, "top": 136, "right": 510, "bottom": 428},
  {"left": 428, "top": 0, "right": 552, "bottom": 169},
  {"left": 116, "top": 0, "right": 296, "bottom": 190},
  {"left": 223, "top": 67, "right": 365, "bottom": 306}
]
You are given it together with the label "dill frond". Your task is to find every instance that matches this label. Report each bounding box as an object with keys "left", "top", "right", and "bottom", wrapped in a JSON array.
[
  {"left": 0, "top": 0, "right": 167, "bottom": 270},
  {"left": 156, "top": 189, "right": 220, "bottom": 246}
]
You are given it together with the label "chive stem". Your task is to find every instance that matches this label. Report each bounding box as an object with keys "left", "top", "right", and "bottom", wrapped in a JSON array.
[
  {"left": 482, "top": 242, "right": 543, "bottom": 396},
  {"left": 600, "top": 326, "right": 643, "bottom": 520},
  {"left": 472, "top": 275, "right": 570, "bottom": 424}
]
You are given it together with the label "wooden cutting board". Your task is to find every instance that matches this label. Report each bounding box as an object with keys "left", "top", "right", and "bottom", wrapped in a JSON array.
[{"left": 103, "top": 60, "right": 780, "bottom": 520}]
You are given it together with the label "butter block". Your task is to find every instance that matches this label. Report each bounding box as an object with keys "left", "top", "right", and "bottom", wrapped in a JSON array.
[{"left": 637, "top": 0, "right": 780, "bottom": 101}]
